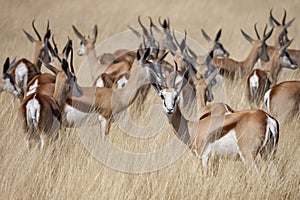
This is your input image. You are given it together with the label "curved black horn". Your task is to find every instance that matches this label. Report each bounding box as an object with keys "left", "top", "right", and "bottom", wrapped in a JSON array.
[
  {"left": 172, "top": 61, "right": 178, "bottom": 88},
  {"left": 32, "top": 19, "right": 42, "bottom": 41},
  {"left": 263, "top": 24, "right": 268, "bottom": 37},
  {"left": 282, "top": 9, "right": 287, "bottom": 25},
  {"left": 254, "top": 23, "right": 260, "bottom": 40},
  {"left": 269, "top": 9, "right": 280, "bottom": 26}
]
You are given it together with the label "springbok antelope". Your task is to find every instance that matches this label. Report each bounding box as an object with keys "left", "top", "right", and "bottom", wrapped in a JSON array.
[
  {"left": 19, "top": 58, "right": 83, "bottom": 151},
  {"left": 264, "top": 81, "right": 300, "bottom": 121},
  {"left": 247, "top": 31, "right": 298, "bottom": 106},
  {"left": 268, "top": 9, "right": 300, "bottom": 65},
  {"left": 210, "top": 25, "right": 273, "bottom": 79},
  {"left": 72, "top": 24, "right": 135, "bottom": 87},
  {"left": 62, "top": 48, "right": 155, "bottom": 136},
  {"left": 197, "top": 28, "right": 229, "bottom": 64},
  {"left": 22, "top": 20, "right": 51, "bottom": 69},
  {"left": 1, "top": 20, "right": 51, "bottom": 100},
  {"left": 149, "top": 61, "right": 279, "bottom": 175},
  {"left": 24, "top": 39, "right": 74, "bottom": 98}
]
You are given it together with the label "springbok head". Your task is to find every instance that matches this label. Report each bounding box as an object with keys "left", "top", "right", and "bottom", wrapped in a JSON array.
[
  {"left": 150, "top": 61, "right": 190, "bottom": 114},
  {"left": 72, "top": 25, "right": 98, "bottom": 56},
  {"left": 276, "top": 28, "right": 298, "bottom": 69},
  {"left": 1, "top": 57, "right": 18, "bottom": 96},
  {"left": 22, "top": 20, "right": 52, "bottom": 67},
  {"left": 41, "top": 41, "right": 83, "bottom": 98},
  {"left": 201, "top": 28, "right": 230, "bottom": 57},
  {"left": 241, "top": 24, "right": 273, "bottom": 62},
  {"left": 269, "top": 9, "right": 295, "bottom": 48}
]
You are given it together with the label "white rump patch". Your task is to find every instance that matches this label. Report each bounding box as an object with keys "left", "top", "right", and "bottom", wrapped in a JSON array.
[
  {"left": 26, "top": 96, "right": 40, "bottom": 130},
  {"left": 15, "top": 63, "right": 28, "bottom": 88}
]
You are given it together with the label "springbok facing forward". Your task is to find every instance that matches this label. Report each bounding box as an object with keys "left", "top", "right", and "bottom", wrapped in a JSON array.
[{"left": 150, "top": 61, "right": 279, "bottom": 175}]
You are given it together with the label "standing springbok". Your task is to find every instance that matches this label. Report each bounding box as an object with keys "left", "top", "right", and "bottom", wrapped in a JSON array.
[
  {"left": 210, "top": 25, "right": 273, "bottom": 79},
  {"left": 62, "top": 48, "right": 155, "bottom": 136},
  {"left": 149, "top": 61, "right": 279, "bottom": 175},
  {"left": 247, "top": 30, "right": 298, "bottom": 106},
  {"left": 264, "top": 81, "right": 300, "bottom": 121},
  {"left": 1, "top": 20, "right": 51, "bottom": 100},
  {"left": 72, "top": 24, "right": 135, "bottom": 85},
  {"left": 19, "top": 58, "right": 83, "bottom": 151}
]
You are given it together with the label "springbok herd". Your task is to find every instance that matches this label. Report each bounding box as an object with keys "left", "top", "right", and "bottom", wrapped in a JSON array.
[{"left": 1, "top": 9, "right": 299, "bottom": 175}]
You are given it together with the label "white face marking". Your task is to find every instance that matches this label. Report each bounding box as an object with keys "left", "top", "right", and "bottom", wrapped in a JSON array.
[
  {"left": 98, "top": 115, "right": 107, "bottom": 139},
  {"left": 96, "top": 77, "right": 104, "bottom": 87},
  {"left": 282, "top": 55, "right": 297, "bottom": 69},
  {"left": 26, "top": 79, "right": 39, "bottom": 96},
  {"left": 77, "top": 44, "right": 86, "bottom": 56},
  {"left": 160, "top": 89, "right": 178, "bottom": 114},
  {"left": 117, "top": 76, "right": 128, "bottom": 88}
]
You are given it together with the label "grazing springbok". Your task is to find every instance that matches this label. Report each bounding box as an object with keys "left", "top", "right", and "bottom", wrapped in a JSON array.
[
  {"left": 149, "top": 60, "right": 279, "bottom": 175},
  {"left": 210, "top": 24, "right": 273, "bottom": 79},
  {"left": 264, "top": 81, "right": 300, "bottom": 121},
  {"left": 247, "top": 31, "right": 298, "bottom": 106},
  {"left": 19, "top": 58, "right": 83, "bottom": 151}
]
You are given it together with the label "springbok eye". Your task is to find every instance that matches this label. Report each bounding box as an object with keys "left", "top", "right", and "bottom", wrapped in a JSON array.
[{"left": 160, "top": 94, "right": 165, "bottom": 100}]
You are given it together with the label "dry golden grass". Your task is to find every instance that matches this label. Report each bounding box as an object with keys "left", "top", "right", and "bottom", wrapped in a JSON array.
[{"left": 0, "top": 0, "right": 300, "bottom": 199}]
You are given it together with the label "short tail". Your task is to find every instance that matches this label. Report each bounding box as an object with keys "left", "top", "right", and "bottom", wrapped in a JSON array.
[{"left": 261, "top": 114, "right": 279, "bottom": 159}]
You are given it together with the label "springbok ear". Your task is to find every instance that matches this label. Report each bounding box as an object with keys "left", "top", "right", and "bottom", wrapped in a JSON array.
[
  {"left": 201, "top": 28, "right": 211, "bottom": 42},
  {"left": 22, "top": 29, "right": 36, "bottom": 44},
  {"left": 240, "top": 29, "right": 253, "bottom": 44},
  {"left": 215, "top": 29, "right": 222, "bottom": 41},
  {"left": 284, "top": 18, "right": 295, "bottom": 29},
  {"left": 3, "top": 57, "right": 10, "bottom": 77},
  {"left": 128, "top": 25, "right": 142, "bottom": 38},
  {"left": 93, "top": 25, "right": 98, "bottom": 41},
  {"left": 40, "top": 58, "right": 59, "bottom": 75},
  {"left": 72, "top": 25, "right": 84, "bottom": 40}
]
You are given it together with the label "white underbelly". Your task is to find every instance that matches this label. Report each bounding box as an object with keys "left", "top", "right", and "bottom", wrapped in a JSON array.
[
  {"left": 64, "top": 105, "right": 99, "bottom": 127},
  {"left": 205, "top": 129, "right": 239, "bottom": 157}
]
